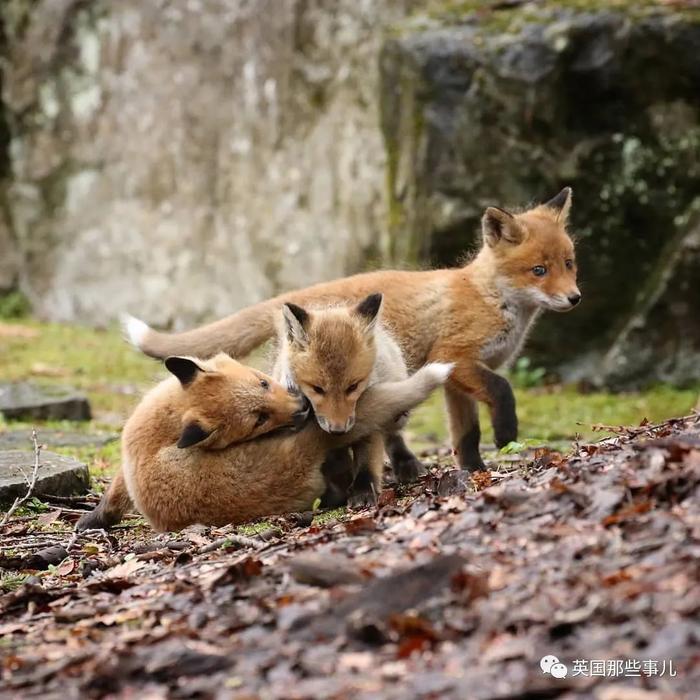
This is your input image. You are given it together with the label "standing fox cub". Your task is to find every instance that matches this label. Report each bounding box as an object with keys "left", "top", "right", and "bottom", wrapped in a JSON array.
[
  {"left": 127, "top": 188, "right": 580, "bottom": 471},
  {"left": 77, "top": 355, "right": 452, "bottom": 531},
  {"left": 273, "top": 293, "right": 413, "bottom": 506}
]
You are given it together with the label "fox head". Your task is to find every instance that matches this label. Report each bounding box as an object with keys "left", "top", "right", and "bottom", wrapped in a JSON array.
[
  {"left": 281, "top": 293, "right": 382, "bottom": 434},
  {"left": 165, "top": 353, "right": 309, "bottom": 449},
  {"left": 480, "top": 187, "right": 581, "bottom": 312}
]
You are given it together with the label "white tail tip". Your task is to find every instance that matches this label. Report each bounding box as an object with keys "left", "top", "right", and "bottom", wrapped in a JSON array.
[
  {"left": 424, "top": 361, "right": 455, "bottom": 384},
  {"left": 121, "top": 314, "right": 150, "bottom": 349}
]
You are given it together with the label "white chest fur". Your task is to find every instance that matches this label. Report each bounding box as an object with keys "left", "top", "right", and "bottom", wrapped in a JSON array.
[{"left": 480, "top": 298, "right": 540, "bottom": 369}]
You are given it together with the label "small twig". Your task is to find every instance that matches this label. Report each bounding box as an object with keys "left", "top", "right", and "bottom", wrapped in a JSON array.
[
  {"left": 1, "top": 430, "right": 42, "bottom": 526},
  {"left": 64, "top": 530, "right": 80, "bottom": 552},
  {"left": 73, "top": 527, "right": 116, "bottom": 550},
  {"left": 199, "top": 534, "right": 260, "bottom": 553},
  {"left": 0, "top": 539, "right": 64, "bottom": 551},
  {"left": 35, "top": 493, "right": 96, "bottom": 506}
]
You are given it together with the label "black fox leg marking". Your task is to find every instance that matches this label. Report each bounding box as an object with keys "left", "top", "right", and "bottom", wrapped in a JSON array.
[
  {"left": 478, "top": 366, "right": 518, "bottom": 449},
  {"left": 384, "top": 432, "right": 425, "bottom": 483}
]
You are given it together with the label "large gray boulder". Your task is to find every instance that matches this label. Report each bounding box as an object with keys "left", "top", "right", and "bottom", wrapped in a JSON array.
[
  {"left": 380, "top": 1, "right": 700, "bottom": 387},
  {"left": 0, "top": 0, "right": 417, "bottom": 327}
]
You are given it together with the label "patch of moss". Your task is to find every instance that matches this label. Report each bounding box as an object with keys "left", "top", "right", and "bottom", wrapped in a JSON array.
[
  {"left": 0, "top": 572, "right": 30, "bottom": 593},
  {"left": 421, "top": 0, "right": 699, "bottom": 31},
  {"left": 0, "top": 291, "right": 31, "bottom": 319},
  {"left": 312, "top": 507, "right": 346, "bottom": 526},
  {"left": 235, "top": 520, "right": 277, "bottom": 536}
]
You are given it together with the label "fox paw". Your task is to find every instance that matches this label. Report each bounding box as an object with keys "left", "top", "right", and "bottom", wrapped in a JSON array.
[
  {"left": 393, "top": 455, "right": 427, "bottom": 484},
  {"left": 347, "top": 484, "right": 378, "bottom": 510},
  {"left": 494, "top": 428, "right": 518, "bottom": 450},
  {"left": 454, "top": 449, "right": 487, "bottom": 473}
]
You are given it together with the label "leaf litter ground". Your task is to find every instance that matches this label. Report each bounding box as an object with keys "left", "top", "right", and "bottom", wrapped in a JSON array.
[{"left": 1, "top": 414, "right": 699, "bottom": 699}]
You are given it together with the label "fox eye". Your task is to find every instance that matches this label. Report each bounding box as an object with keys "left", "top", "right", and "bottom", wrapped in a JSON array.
[
  {"left": 311, "top": 385, "right": 325, "bottom": 396},
  {"left": 532, "top": 265, "right": 547, "bottom": 277},
  {"left": 254, "top": 412, "right": 269, "bottom": 427},
  {"left": 565, "top": 259, "right": 574, "bottom": 270},
  {"left": 346, "top": 382, "right": 359, "bottom": 395},
  {"left": 260, "top": 379, "right": 269, "bottom": 390}
]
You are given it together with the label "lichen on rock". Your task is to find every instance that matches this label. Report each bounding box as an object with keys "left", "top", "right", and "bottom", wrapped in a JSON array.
[{"left": 381, "top": 0, "right": 700, "bottom": 387}]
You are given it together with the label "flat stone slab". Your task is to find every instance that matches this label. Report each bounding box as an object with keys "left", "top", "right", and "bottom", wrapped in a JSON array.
[
  {"left": 0, "top": 383, "right": 91, "bottom": 422},
  {"left": 0, "top": 450, "right": 90, "bottom": 505},
  {"left": 0, "top": 429, "right": 116, "bottom": 451}
]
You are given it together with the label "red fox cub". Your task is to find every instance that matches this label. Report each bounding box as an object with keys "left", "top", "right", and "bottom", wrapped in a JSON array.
[
  {"left": 126, "top": 188, "right": 580, "bottom": 471},
  {"left": 77, "top": 355, "right": 452, "bottom": 532},
  {"left": 76, "top": 354, "right": 308, "bottom": 531},
  {"left": 273, "top": 293, "right": 413, "bottom": 506}
]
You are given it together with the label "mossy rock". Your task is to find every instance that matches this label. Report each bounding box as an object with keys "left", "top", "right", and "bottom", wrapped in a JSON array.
[
  {"left": 0, "top": 450, "right": 89, "bottom": 506},
  {"left": 0, "top": 382, "right": 92, "bottom": 421},
  {"left": 381, "top": 0, "right": 700, "bottom": 387}
]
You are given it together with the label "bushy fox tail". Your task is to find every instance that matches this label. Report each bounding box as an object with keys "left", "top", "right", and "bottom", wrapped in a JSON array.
[
  {"left": 340, "top": 362, "right": 454, "bottom": 445},
  {"left": 122, "top": 299, "right": 281, "bottom": 360},
  {"left": 76, "top": 469, "right": 133, "bottom": 531}
]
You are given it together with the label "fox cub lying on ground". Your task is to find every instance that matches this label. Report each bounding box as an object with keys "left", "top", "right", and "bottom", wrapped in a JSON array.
[
  {"left": 77, "top": 354, "right": 452, "bottom": 532},
  {"left": 274, "top": 293, "right": 414, "bottom": 507},
  {"left": 127, "top": 188, "right": 580, "bottom": 472}
]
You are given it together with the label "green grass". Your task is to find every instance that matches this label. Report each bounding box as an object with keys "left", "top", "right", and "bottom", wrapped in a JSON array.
[
  {"left": 0, "top": 572, "right": 30, "bottom": 593},
  {"left": 408, "top": 383, "right": 697, "bottom": 446},
  {"left": 0, "top": 318, "right": 160, "bottom": 418},
  {"left": 0, "top": 318, "right": 697, "bottom": 488}
]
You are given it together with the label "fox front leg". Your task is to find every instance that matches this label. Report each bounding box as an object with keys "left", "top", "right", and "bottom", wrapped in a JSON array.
[
  {"left": 384, "top": 432, "right": 426, "bottom": 483},
  {"left": 347, "top": 434, "right": 384, "bottom": 509},
  {"left": 319, "top": 447, "right": 355, "bottom": 508},
  {"left": 444, "top": 384, "right": 486, "bottom": 472},
  {"left": 476, "top": 365, "right": 518, "bottom": 449},
  {"left": 446, "top": 362, "right": 518, "bottom": 468}
]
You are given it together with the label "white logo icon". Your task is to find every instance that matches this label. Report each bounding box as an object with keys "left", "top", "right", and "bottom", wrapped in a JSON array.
[{"left": 540, "top": 655, "right": 568, "bottom": 678}]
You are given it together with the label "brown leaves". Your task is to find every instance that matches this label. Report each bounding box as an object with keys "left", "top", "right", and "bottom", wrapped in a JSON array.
[
  {"left": 199, "top": 556, "right": 263, "bottom": 589},
  {"left": 2, "top": 414, "right": 700, "bottom": 698},
  {"left": 289, "top": 553, "right": 366, "bottom": 587},
  {"left": 344, "top": 517, "right": 377, "bottom": 535},
  {"left": 471, "top": 470, "right": 493, "bottom": 491},
  {"left": 390, "top": 614, "right": 439, "bottom": 658},
  {"left": 602, "top": 499, "right": 654, "bottom": 527},
  {"left": 104, "top": 555, "right": 146, "bottom": 580}
]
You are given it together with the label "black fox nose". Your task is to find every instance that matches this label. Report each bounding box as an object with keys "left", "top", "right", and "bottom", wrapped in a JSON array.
[{"left": 568, "top": 293, "right": 581, "bottom": 306}]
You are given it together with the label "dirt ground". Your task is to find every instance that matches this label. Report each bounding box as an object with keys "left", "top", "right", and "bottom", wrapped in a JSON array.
[{"left": 1, "top": 414, "right": 699, "bottom": 699}]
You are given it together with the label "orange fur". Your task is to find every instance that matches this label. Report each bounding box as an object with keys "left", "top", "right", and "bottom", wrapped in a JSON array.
[
  {"left": 130, "top": 190, "right": 580, "bottom": 470},
  {"left": 274, "top": 294, "right": 416, "bottom": 499},
  {"left": 78, "top": 357, "right": 452, "bottom": 531}
]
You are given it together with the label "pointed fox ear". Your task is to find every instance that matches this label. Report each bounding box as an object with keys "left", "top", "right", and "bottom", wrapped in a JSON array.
[
  {"left": 165, "top": 356, "right": 206, "bottom": 386},
  {"left": 545, "top": 187, "right": 572, "bottom": 223},
  {"left": 177, "top": 422, "right": 212, "bottom": 448},
  {"left": 482, "top": 207, "right": 525, "bottom": 246},
  {"left": 354, "top": 293, "right": 383, "bottom": 334},
  {"left": 282, "top": 303, "right": 310, "bottom": 347}
]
